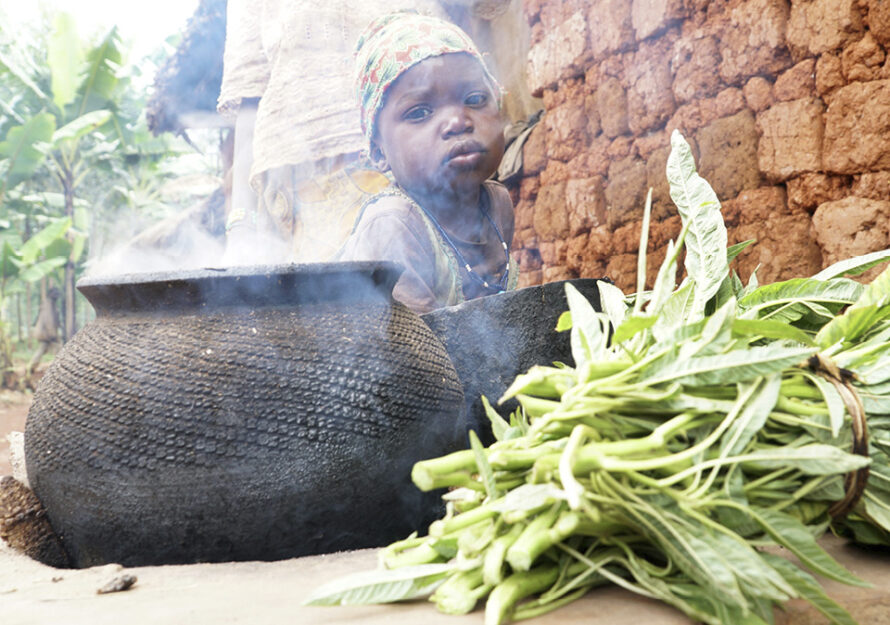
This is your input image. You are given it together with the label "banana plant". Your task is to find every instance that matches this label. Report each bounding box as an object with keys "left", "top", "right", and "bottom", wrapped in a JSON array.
[{"left": 0, "top": 12, "right": 125, "bottom": 341}]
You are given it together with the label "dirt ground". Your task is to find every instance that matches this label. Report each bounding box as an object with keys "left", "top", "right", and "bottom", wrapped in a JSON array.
[
  {"left": 0, "top": 389, "right": 31, "bottom": 477},
  {"left": 3, "top": 387, "right": 890, "bottom": 623}
]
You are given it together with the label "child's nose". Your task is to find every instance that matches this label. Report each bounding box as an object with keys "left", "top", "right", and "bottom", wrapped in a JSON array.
[{"left": 441, "top": 107, "right": 474, "bottom": 137}]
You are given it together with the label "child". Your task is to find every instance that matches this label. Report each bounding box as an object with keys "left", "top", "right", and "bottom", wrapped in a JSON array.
[{"left": 338, "top": 12, "right": 518, "bottom": 314}]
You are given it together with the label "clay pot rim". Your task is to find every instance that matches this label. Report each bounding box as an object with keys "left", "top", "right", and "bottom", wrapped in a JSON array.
[{"left": 77, "top": 261, "right": 405, "bottom": 316}]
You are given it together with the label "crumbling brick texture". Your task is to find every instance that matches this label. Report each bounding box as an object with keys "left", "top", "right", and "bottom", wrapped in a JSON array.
[{"left": 518, "top": 0, "right": 889, "bottom": 292}]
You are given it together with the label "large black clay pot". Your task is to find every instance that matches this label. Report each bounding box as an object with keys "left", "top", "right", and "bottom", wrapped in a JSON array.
[
  {"left": 422, "top": 279, "right": 604, "bottom": 444},
  {"left": 24, "top": 262, "right": 466, "bottom": 568}
]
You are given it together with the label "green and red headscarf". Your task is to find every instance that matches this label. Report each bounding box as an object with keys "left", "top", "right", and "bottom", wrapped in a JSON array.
[{"left": 353, "top": 11, "right": 502, "bottom": 145}]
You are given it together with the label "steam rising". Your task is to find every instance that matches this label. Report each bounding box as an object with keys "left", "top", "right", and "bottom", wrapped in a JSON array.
[{"left": 86, "top": 218, "right": 225, "bottom": 278}]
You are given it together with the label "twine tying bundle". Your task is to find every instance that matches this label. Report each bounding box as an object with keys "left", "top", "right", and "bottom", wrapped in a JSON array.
[{"left": 809, "top": 353, "right": 870, "bottom": 518}]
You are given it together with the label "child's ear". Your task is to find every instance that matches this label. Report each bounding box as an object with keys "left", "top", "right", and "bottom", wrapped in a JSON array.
[{"left": 369, "top": 140, "right": 390, "bottom": 172}]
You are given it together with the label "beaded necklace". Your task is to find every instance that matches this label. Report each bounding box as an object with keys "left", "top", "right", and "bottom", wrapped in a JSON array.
[{"left": 409, "top": 187, "right": 511, "bottom": 294}]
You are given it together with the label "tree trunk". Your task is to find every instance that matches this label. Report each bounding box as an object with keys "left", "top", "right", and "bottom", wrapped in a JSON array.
[
  {"left": 63, "top": 261, "right": 75, "bottom": 341},
  {"left": 24, "top": 216, "right": 33, "bottom": 347},
  {"left": 16, "top": 293, "right": 22, "bottom": 343},
  {"left": 26, "top": 282, "right": 32, "bottom": 347},
  {"left": 62, "top": 174, "right": 76, "bottom": 342}
]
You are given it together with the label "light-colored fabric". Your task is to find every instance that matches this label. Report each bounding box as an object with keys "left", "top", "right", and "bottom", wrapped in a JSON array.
[
  {"left": 280, "top": 163, "right": 392, "bottom": 262},
  {"left": 353, "top": 11, "right": 501, "bottom": 144},
  {"left": 218, "top": 0, "right": 448, "bottom": 189},
  {"left": 337, "top": 180, "right": 517, "bottom": 313},
  {"left": 217, "top": 0, "right": 268, "bottom": 118}
]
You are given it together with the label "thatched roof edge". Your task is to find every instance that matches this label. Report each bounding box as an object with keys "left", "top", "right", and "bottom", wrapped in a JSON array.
[{"left": 145, "top": 0, "right": 227, "bottom": 135}]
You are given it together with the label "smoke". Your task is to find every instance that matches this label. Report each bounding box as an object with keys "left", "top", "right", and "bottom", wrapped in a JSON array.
[
  {"left": 85, "top": 219, "right": 226, "bottom": 278},
  {"left": 85, "top": 186, "right": 227, "bottom": 278}
]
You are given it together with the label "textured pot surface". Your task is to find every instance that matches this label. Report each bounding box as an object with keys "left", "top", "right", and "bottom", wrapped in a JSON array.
[
  {"left": 422, "top": 279, "right": 603, "bottom": 443},
  {"left": 25, "top": 263, "right": 465, "bottom": 567}
]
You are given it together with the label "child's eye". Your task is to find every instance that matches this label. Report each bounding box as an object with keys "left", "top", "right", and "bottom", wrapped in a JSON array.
[
  {"left": 465, "top": 92, "right": 489, "bottom": 107},
  {"left": 403, "top": 105, "right": 432, "bottom": 122}
]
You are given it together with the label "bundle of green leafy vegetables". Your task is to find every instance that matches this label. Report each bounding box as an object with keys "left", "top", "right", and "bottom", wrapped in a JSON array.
[{"left": 305, "top": 131, "right": 890, "bottom": 625}]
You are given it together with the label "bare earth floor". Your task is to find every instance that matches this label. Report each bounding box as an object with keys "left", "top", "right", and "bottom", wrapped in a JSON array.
[
  {"left": 3, "top": 396, "right": 890, "bottom": 624},
  {"left": 2, "top": 535, "right": 890, "bottom": 625}
]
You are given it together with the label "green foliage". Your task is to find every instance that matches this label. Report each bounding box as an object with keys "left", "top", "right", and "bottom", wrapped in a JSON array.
[
  {"left": 306, "top": 132, "right": 890, "bottom": 625},
  {"left": 0, "top": 9, "right": 219, "bottom": 383},
  {"left": 305, "top": 564, "right": 452, "bottom": 606},
  {"left": 48, "top": 13, "right": 84, "bottom": 111},
  {"left": 666, "top": 130, "right": 728, "bottom": 316},
  {"left": 0, "top": 113, "right": 55, "bottom": 195}
]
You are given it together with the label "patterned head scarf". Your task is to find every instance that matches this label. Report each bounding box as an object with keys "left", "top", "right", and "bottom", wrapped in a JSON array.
[{"left": 353, "top": 11, "right": 502, "bottom": 144}]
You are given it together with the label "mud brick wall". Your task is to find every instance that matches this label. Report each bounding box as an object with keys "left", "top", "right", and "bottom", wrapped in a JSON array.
[{"left": 513, "top": 0, "right": 890, "bottom": 292}]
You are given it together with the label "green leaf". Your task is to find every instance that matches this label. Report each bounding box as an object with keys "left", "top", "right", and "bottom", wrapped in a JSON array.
[
  {"left": 850, "top": 263, "right": 890, "bottom": 309},
  {"left": 863, "top": 493, "right": 890, "bottom": 534},
  {"left": 746, "top": 266, "right": 760, "bottom": 292},
  {"left": 839, "top": 517, "right": 890, "bottom": 545},
  {"left": 727, "top": 239, "right": 756, "bottom": 264},
  {"left": 68, "top": 232, "right": 87, "bottom": 263},
  {"left": 565, "top": 282, "right": 607, "bottom": 366},
  {"left": 598, "top": 280, "right": 629, "bottom": 332},
  {"left": 0, "top": 47, "right": 49, "bottom": 104},
  {"left": 555, "top": 311, "right": 572, "bottom": 332},
  {"left": 683, "top": 297, "right": 734, "bottom": 358},
  {"left": 635, "top": 188, "right": 653, "bottom": 314},
  {"left": 741, "top": 444, "right": 871, "bottom": 476},
  {"left": 76, "top": 27, "right": 123, "bottom": 116},
  {"left": 469, "top": 430, "right": 498, "bottom": 499},
  {"left": 731, "top": 319, "right": 815, "bottom": 345},
  {"left": 708, "top": 531, "right": 794, "bottom": 601},
  {"left": 647, "top": 238, "right": 678, "bottom": 316},
  {"left": 19, "top": 257, "right": 67, "bottom": 283},
  {"left": 632, "top": 506, "right": 747, "bottom": 609},
  {"left": 739, "top": 278, "right": 862, "bottom": 321},
  {"left": 717, "top": 468, "right": 762, "bottom": 537},
  {"left": 817, "top": 265, "right": 890, "bottom": 348},
  {"left": 500, "top": 365, "right": 574, "bottom": 401},
  {"left": 491, "top": 484, "right": 564, "bottom": 514},
  {"left": 22, "top": 191, "right": 89, "bottom": 210},
  {"left": 52, "top": 109, "right": 113, "bottom": 144},
  {"left": 729, "top": 270, "right": 745, "bottom": 299},
  {"left": 672, "top": 528, "right": 747, "bottom": 609},
  {"left": 48, "top": 12, "right": 85, "bottom": 111},
  {"left": 859, "top": 361, "right": 890, "bottom": 386},
  {"left": 620, "top": 553, "right": 726, "bottom": 625},
  {"left": 861, "top": 451, "right": 890, "bottom": 494},
  {"left": 816, "top": 304, "right": 890, "bottom": 349},
  {"left": 761, "top": 554, "right": 859, "bottom": 625},
  {"left": 666, "top": 130, "right": 728, "bottom": 313},
  {"left": 613, "top": 315, "right": 657, "bottom": 344},
  {"left": 746, "top": 507, "right": 868, "bottom": 586},
  {"left": 73, "top": 205, "right": 91, "bottom": 231},
  {"left": 862, "top": 391, "right": 890, "bottom": 414},
  {"left": 802, "top": 372, "right": 846, "bottom": 438},
  {"left": 710, "top": 269, "right": 737, "bottom": 313},
  {"left": 0, "top": 113, "right": 56, "bottom": 191},
  {"left": 18, "top": 217, "right": 71, "bottom": 264},
  {"left": 303, "top": 563, "right": 451, "bottom": 606},
  {"left": 652, "top": 279, "right": 695, "bottom": 342},
  {"left": 482, "top": 396, "right": 510, "bottom": 442},
  {"left": 811, "top": 248, "right": 890, "bottom": 281},
  {"left": 44, "top": 235, "right": 73, "bottom": 261},
  {"left": 0, "top": 241, "right": 20, "bottom": 281},
  {"left": 720, "top": 374, "right": 781, "bottom": 457},
  {"left": 641, "top": 345, "right": 815, "bottom": 386}
]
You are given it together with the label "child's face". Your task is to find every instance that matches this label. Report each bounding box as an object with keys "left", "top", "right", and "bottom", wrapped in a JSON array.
[{"left": 372, "top": 54, "right": 505, "bottom": 201}]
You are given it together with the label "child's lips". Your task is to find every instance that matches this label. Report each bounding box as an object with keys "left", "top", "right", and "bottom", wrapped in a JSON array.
[{"left": 445, "top": 141, "right": 486, "bottom": 167}]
